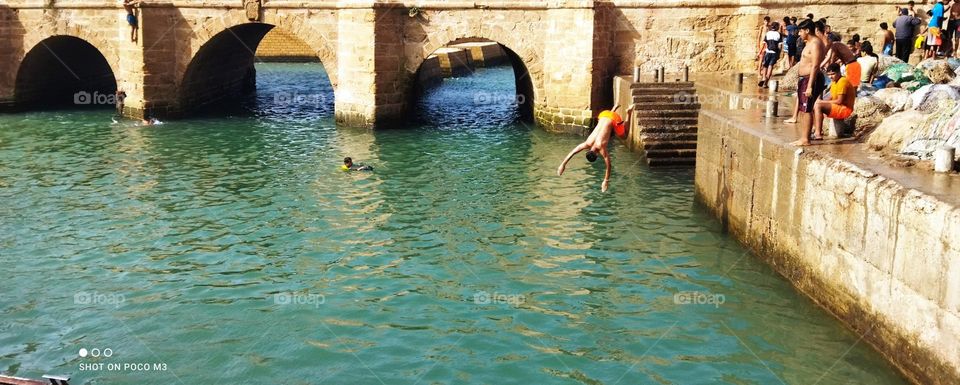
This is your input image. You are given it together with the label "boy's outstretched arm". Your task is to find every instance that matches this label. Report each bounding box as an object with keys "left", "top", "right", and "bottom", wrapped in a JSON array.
[{"left": 558, "top": 142, "right": 588, "bottom": 176}]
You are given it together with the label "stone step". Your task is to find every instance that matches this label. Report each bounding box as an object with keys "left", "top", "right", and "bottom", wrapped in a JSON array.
[
  {"left": 646, "top": 156, "right": 697, "bottom": 167},
  {"left": 634, "top": 110, "right": 699, "bottom": 118},
  {"left": 631, "top": 81, "right": 695, "bottom": 89},
  {"left": 642, "top": 140, "right": 698, "bottom": 150},
  {"left": 632, "top": 88, "right": 696, "bottom": 96},
  {"left": 635, "top": 117, "right": 698, "bottom": 126},
  {"left": 632, "top": 102, "right": 701, "bottom": 111},
  {"left": 637, "top": 125, "right": 698, "bottom": 134},
  {"left": 633, "top": 95, "right": 698, "bottom": 103},
  {"left": 645, "top": 148, "right": 698, "bottom": 158},
  {"left": 641, "top": 132, "right": 699, "bottom": 141}
]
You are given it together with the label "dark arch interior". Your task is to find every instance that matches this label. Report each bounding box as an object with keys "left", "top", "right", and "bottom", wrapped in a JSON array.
[
  {"left": 15, "top": 36, "right": 117, "bottom": 110},
  {"left": 178, "top": 23, "right": 332, "bottom": 116},
  {"left": 179, "top": 23, "right": 274, "bottom": 116},
  {"left": 411, "top": 40, "right": 534, "bottom": 125}
]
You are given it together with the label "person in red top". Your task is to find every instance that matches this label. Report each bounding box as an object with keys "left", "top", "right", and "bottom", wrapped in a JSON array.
[{"left": 557, "top": 105, "right": 634, "bottom": 192}]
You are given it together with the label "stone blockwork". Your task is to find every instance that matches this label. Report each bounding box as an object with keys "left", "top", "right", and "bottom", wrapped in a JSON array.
[
  {"left": 0, "top": 0, "right": 927, "bottom": 128},
  {"left": 449, "top": 42, "right": 506, "bottom": 67},
  {"left": 255, "top": 28, "right": 318, "bottom": 62},
  {"left": 695, "top": 109, "right": 960, "bottom": 385}
]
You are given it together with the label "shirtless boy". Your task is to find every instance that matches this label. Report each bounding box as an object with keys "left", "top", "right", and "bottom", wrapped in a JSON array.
[
  {"left": 789, "top": 19, "right": 827, "bottom": 146},
  {"left": 557, "top": 105, "right": 634, "bottom": 192}
]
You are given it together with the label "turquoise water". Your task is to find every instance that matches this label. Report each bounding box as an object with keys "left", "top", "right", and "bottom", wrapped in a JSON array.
[{"left": 0, "top": 64, "right": 906, "bottom": 385}]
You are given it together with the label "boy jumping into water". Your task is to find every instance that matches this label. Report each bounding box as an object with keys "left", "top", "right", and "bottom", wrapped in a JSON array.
[{"left": 557, "top": 105, "right": 634, "bottom": 192}]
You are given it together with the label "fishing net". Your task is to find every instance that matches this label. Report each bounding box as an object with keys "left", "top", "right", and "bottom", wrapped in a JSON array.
[
  {"left": 881, "top": 63, "right": 926, "bottom": 84},
  {"left": 780, "top": 65, "right": 799, "bottom": 92},
  {"left": 948, "top": 57, "right": 960, "bottom": 71},
  {"left": 870, "top": 101, "right": 960, "bottom": 159},
  {"left": 910, "top": 84, "right": 960, "bottom": 112},
  {"left": 873, "top": 88, "right": 913, "bottom": 112},
  {"left": 916, "top": 59, "right": 955, "bottom": 84},
  {"left": 866, "top": 109, "right": 929, "bottom": 151},
  {"left": 852, "top": 95, "right": 892, "bottom": 137},
  {"left": 877, "top": 55, "right": 904, "bottom": 74},
  {"left": 900, "top": 100, "right": 960, "bottom": 159}
]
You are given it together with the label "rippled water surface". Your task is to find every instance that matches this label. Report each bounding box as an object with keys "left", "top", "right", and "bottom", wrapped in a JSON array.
[{"left": 0, "top": 64, "right": 907, "bottom": 385}]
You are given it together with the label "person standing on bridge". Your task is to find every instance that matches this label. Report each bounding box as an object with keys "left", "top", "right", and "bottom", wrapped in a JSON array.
[
  {"left": 557, "top": 105, "right": 634, "bottom": 192},
  {"left": 124, "top": 0, "right": 142, "bottom": 43}
]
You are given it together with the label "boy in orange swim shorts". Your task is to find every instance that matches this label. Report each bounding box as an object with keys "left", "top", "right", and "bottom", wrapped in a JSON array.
[
  {"left": 811, "top": 63, "right": 855, "bottom": 140},
  {"left": 557, "top": 104, "right": 634, "bottom": 192}
]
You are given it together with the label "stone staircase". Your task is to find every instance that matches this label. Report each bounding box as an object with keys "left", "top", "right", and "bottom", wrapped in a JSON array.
[{"left": 631, "top": 81, "right": 700, "bottom": 166}]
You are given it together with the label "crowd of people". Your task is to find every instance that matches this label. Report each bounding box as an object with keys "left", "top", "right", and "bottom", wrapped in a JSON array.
[{"left": 755, "top": 1, "right": 960, "bottom": 146}]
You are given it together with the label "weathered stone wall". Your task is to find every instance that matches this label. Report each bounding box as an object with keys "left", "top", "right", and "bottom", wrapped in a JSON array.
[
  {"left": 449, "top": 42, "right": 506, "bottom": 67},
  {"left": 0, "top": 0, "right": 928, "bottom": 125},
  {"left": 431, "top": 47, "right": 474, "bottom": 77},
  {"left": 695, "top": 109, "right": 960, "bottom": 385},
  {"left": 416, "top": 55, "right": 442, "bottom": 89},
  {"left": 255, "top": 28, "right": 319, "bottom": 62},
  {"left": 610, "top": 0, "right": 915, "bottom": 77}
]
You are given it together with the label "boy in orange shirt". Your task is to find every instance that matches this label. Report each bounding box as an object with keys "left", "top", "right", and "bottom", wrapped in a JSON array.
[{"left": 809, "top": 63, "right": 856, "bottom": 142}]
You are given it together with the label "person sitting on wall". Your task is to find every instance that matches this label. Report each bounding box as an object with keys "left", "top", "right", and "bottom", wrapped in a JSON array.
[
  {"left": 342, "top": 157, "right": 373, "bottom": 171},
  {"left": 810, "top": 63, "right": 856, "bottom": 141},
  {"left": 557, "top": 104, "right": 634, "bottom": 192},
  {"left": 124, "top": 0, "right": 142, "bottom": 43}
]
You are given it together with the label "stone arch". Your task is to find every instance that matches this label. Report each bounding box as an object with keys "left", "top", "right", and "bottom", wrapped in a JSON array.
[
  {"left": 177, "top": 18, "right": 337, "bottom": 116},
  {"left": 409, "top": 27, "right": 543, "bottom": 102},
  {"left": 183, "top": 12, "right": 338, "bottom": 87},
  {"left": 14, "top": 35, "right": 118, "bottom": 110}
]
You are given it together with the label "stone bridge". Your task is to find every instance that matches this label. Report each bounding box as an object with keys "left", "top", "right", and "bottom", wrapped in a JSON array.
[{"left": 0, "top": 0, "right": 901, "bottom": 131}]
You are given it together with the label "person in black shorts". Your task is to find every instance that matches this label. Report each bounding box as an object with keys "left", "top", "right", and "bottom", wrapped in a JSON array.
[{"left": 759, "top": 22, "right": 782, "bottom": 88}]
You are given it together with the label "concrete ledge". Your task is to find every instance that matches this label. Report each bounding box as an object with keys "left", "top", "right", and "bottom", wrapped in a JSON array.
[{"left": 695, "top": 107, "right": 960, "bottom": 385}]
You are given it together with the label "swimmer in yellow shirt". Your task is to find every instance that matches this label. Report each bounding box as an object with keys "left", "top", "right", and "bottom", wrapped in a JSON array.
[{"left": 342, "top": 157, "right": 373, "bottom": 171}]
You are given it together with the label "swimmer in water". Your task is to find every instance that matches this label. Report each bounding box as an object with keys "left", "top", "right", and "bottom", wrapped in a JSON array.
[
  {"left": 557, "top": 104, "right": 633, "bottom": 192},
  {"left": 342, "top": 157, "right": 373, "bottom": 171}
]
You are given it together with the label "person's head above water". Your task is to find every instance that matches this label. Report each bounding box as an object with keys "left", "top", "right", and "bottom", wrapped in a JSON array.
[
  {"left": 343, "top": 157, "right": 353, "bottom": 167},
  {"left": 585, "top": 150, "right": 598, "bottom": 163}
]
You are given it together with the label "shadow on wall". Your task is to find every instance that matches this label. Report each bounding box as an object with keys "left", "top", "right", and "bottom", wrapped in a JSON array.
[
  {"left": 0, "top": 4, "right": 25, "bottom": 111},
  {"left": 177, "top": 23, "right": 273, "bottom": 117},
  {"left": 610, "top": 7, "right": 640, "bottom": 78},
  {"left": 14, "top": 36, "right": 117, "bottom": 111}
]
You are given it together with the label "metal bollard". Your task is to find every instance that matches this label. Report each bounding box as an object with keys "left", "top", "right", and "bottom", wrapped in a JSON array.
[
  {"left": 683, "top": 66, "right": 689, "bottom": 82},
  {"left": 766, "top": 97, "right": 778, "bottom": 117},
  {"left": 633, "top": 66, "right": 641, "bottom": 83},
  {"left": 657, "top": 66, "right": 665, "bottom": 83},
  {"left": 935, "top": 146, "right": 956, "bottom": 172},
  {"left": 768, "top": 80, "right": 779, "bottom": 94},
  {"left": 653, "top": 69, "right": 660, "bottom": 83},
  {"left": 735, "top": 73, "right": 744, "bottom": 93}
]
